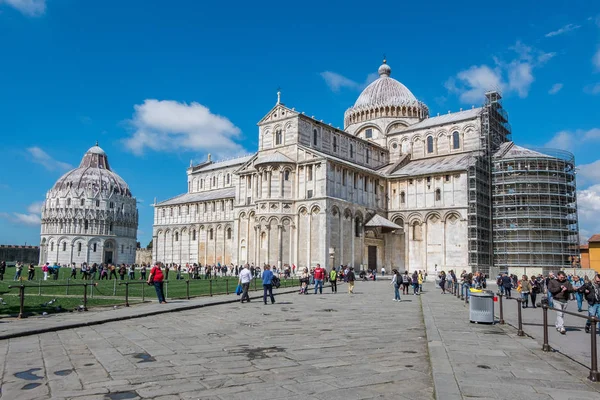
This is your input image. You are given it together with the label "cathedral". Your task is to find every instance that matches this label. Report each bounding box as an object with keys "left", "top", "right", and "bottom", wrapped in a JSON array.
[
  {"left": 39, "top": 144, "right": 138, "bottom": 266},
  {"left": 151, "top": 60, "right": 578, "bottom": 275}
]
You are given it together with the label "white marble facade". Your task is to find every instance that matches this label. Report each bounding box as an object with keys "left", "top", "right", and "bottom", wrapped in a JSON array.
[
  {"left": 152, "top": 61, "right": 493, "bottom": 275},
  {"left": 39, "top": 145, "right": 138, "bottom": 266}
]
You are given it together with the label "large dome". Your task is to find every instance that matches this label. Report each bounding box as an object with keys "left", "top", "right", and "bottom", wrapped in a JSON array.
[
  {"left": 353, "top": 62, "right": 418, "bottom": 108},
  {"left": 52, "top": 143, "right": 132, "bottom": 197}
]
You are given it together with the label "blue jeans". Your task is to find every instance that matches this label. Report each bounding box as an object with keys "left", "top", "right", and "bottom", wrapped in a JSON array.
[
  {"left": 314, "top": 279, "right": 323, "bottom": 294},
  {"left": 263, "top": 284, "right": 274, "bottom": 304},
  {"left": 153, "top": 281, "right": 165, "bottom": 303},
  {"left": 586, "top": 303, "right": 600, "bottom": 331},
  {"left": 547, "top": 291, "right": 554, "bottom": 308},
  {"left": 575, "top": 292, "right": 584, "bottom": 311},
  {"left": 462, "top": 283, "right": 471, "bottom": 298},
  {"left": 394, "top": 284, "right": 401, "bottom": 300}
]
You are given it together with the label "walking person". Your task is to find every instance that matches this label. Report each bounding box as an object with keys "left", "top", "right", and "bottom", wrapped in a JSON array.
[
  {"left": 262, "top": 265, "right": 275, "bottom": 305},
  {"left": 239, "top": 264, "right": 252, "bottom": 303},
  {"left": 90, "top": 263, "right": 97, "bottom": 280},
  {"left": 412, "top": 271, "right": 420, "bottom": 295},
  {"left": 140, "top": 264, "right": 147, "bottom": 280},
  {"left": 118, "top": 265, "right": 126, "bottom": 280},
  {"left": 147, "top": 263, "right": 166, "bottom": 304},
  {"left": 329, "top": 268, "right": 338, "bottom": 293},
  {"left": 530, "top": 275, "right": 540, "bottom": 308},
  {"left": 401, "top": 271, "right": 410, "bottom": 295},
  {"left": 41, "top": 263, "right": 48, "bottom": 281},
  {"left": 109, "top": 264, "right": 117, "bottom": 280},
  {"left": 347, "top": 267, "right": 356, "bottom": 294},
  {"left": 573, "top": 275, "right": 584, "bottom": 312},
  {"left": 313, "top": 263, "right": 325, "bottom": 295},
  {"left": 439, "top": 271, "right": 447, "bottom": 294},
  {"left": 70, "top": 264, "right": 77, "bottom": 279},
  {"left": 501, "top": 273, "right": 512, "bottom": 298},
  {"left": 391, "top": 269, "right": 401, "bottom": 301},
  {"left": 129, "top": 265, "right": 135, "bottom": 280},
  {"left": 579, "top": 273, "right": 600, "bottom": 334},
  {"left": 548, "top": 271, "right": 574, "bottom": 334},
  {"left": 519, "top": 275, "right": 531, "bottom": 308}
]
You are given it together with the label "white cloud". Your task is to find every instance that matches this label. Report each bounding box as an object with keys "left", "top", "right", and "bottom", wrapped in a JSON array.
[
  {"left": 545, "top": 128, "right": 600, "bottom": 152},
  {"left": 548, "top": 83, "right": 563, "bottom": 94},
  {"left": 123, "top": 99, "right": 244, "bottom": 157},
  {"left": 447, "top": 41, "right": 555, "bottom": 103},
  {"left": 545, "top": 23, "right": 581, "bottom": 37},
  {"left": 1, "top": 0, "right": 46, "bottom": 16},
  {"left": 320, "top": 71, "right": 379, "bottom": 93},
  {"left": 26, "top": 201, "right": 44, "bottom": 214},
  {"left": 0, "top": 211, "right": 41, "bottom": 226},
  {"left": 593, "top": 48, "right": 600, "bottom": 71},
  {"left": 27, "top": 147, "right": 72, "bottom": 172},
  {"left": 577, "top": 184, "right": 600, "bottom": 240},
  {"left": 584, "top": 83, "right": 600, "bottom": 95}
]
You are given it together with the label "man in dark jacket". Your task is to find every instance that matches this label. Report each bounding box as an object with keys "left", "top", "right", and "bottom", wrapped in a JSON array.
[
  {"left": 548, "top": 271, "right": 574, "bottom": 334},
  {"left": 579, "top": 274, "right": 600, "bottom": 333},
  {"left": 501, "top": 274, "right": 513, "bottom": 298}
]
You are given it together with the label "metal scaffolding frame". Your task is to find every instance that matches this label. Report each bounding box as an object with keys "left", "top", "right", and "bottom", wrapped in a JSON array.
[
  {"left": 468, "top": 91, "right": 512, "bottom": 275},
  {"left": 492, "top": 146, "right": 578, "bottom": 274}
]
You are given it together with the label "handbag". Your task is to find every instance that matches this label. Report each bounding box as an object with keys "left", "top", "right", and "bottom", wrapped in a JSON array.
[{"left": 235, "top": 284, "right": 243, "bottom": 295}]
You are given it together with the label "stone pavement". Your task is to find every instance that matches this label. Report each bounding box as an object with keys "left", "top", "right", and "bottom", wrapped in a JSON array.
[
  {"left": 422, "top": 283, "right": 600, "bottom": 400},
  {"left": 0, "top": 281, "right": 433, "bottom": 400}
]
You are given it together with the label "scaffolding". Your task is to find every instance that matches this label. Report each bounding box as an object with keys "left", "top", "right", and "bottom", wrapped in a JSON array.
[
  {"left": 492, "top": 145, "right": 578, "bottom": 274},
  {"left": 468, "top": 91, "right": 512, "bottom": 275}
]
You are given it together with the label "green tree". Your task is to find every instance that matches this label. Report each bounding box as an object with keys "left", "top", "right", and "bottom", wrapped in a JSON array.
[{"left": 147, "top": 239, "right": 153, "bottom": 249}]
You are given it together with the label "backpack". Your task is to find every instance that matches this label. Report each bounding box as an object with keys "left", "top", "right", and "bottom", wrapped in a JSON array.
[
  {"left": 272, "top": 276, "right": 281, "bottom": 288},
  {"left": 402, "top": 275, "right": 409, "bottom": 284}
]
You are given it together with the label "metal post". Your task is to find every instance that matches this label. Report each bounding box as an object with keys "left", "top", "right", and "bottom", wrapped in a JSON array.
[
  {"left": 456, "top": 283, "right": 460, "bottom": 299},
  {"left": 186, "top": 280, "right": 190, "bottom": 300},
  {"left": 498, "top": 293, "right": 505, "bottom": 324},
  {"left": 18, "top": 285, "right": 26, "bottom": 319},
  {"left": 124, "top": 283, "right": 130, "bottom": 307},
  {"left": 542, "top": 304, "right": 551, "bottom": 351},
  {"left": 460, "top": 284, "right": 464, "bottom": 300},
  {"left": 113, "top": 279, "right": 117, "bottom": 296},
  {"left": 38, "top": 279, "right": 41, "bottom": 296},
  {"left": 253, "top": 278, "right": 257, "bottom": 291},
  {"left": 590, "top": 317, "right": 600, "bottom": 382},
  {"left": 66, "top": 278, "right": 70, "bottom": 295},
  {"left": 83, "top": 283, "right": 89, "bottom": 311},
  {"left": 465, "top": 288, "right": 469, "bottom": 304},
  {"left": 226, "top": 279, "right": 229, "bottom": 295},
  {"left": 142, "top": 282, "right": 145, "bottom": 302},
  {"left": 165, "top": 281, "right": 168, "bottom": 300},
  {"left": 516, "top": 298, "right": 524, "bottom": 336},
  {"left": 209, "top": 280, "right": 213, "bottom": 297},
  {"left": 91, "top": 280, "right": 94, "bottom": 299}
]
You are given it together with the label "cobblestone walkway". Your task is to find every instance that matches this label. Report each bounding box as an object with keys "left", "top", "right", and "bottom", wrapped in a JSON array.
[{"left": 0, "top": 282, "right": 433, "bottom": 400}]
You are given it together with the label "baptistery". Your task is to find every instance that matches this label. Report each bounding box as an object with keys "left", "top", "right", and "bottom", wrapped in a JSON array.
[{"left": 39, "top": 143, "right": 138, "bottom": 266}]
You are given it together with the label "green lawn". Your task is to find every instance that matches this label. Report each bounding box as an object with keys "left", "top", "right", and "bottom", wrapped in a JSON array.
[{"left": 0, "top": 266, "right": 301, "bottom": 317}]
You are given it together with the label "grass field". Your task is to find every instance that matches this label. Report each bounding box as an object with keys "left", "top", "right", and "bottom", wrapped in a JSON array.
[{"left": 0, "top": 266, "right": 301, "bottom": 317}]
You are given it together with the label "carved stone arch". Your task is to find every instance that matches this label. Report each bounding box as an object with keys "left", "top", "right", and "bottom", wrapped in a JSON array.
[
  {"left": 393, "top": 216, "right": 405, "bottom": 227},
  {"left": 331, "top": 205, "right": 340, "bottom": 216},
  {"left": 280, "top": 217, "right": 292, "bottom": 226},
  {"left": 436, "top": 130, "right": 448, "bottom": 139},
  {"left": 199, "top": 225, "right": 205, "bottom": 230},
  {"left": 297, "top": 206, "right": 309, "bottom": 215},
  {"left": 310, "top": 205, "right": 321, "bottom": 214},
  {"left": 156, "top": 230, "right": 163, "bottom": 236},
  {"left": 354, "top": 210, "right": 364, "bottom": 221},
  {"left": 70, "top": 236, "right": 85, "bottom": 245},
  {"left": 444, "top": 211, "right": 461, "bottom": 224},
  {"left": 407, "top": 212, "right": 423, "bottom": 225},
  {"left": 267, "top": 216, "right": 279, "bottom": 226},
  {"left": 425, "top": 211, "right": 442, "bottom": 223},
  {"left": 181, "top": 227, "right": 188, "bottom": 233},
  {"left": 248, "top": 211, "right": 256, "bottom": 219},
  {"left": 284, "top": 122, "right": 293, "bottom": 130},
  {"left": 343, "top": 208, "right": 353, "bottom": 219},
  {"left": 411, "top": 134, "right": 422, "bottom": 143},
  {"left": 239, "top": 211, "right": 247, "bottom": 219},
  {"left": 259, "top": 216, "right": 268, "bottom": 224}
]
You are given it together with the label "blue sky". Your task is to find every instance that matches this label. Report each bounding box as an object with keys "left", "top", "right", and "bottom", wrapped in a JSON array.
[{"left": 0, "top": 0, "right": 599, "bottom": 247}]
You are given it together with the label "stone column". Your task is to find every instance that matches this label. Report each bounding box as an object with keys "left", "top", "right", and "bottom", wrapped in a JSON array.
[
  {"left": 280, "top": 170, "right": 284, "bottom": 198},
  {"left": 267, "top": 170, "right": 272, "bottom": 198},
  {"left": 351, "top": 215, "right": 355, "bottom": 269},
  {"left": 266, "top": 225, "right": 271, "bottom": 266},
  {"left": 277, "top": 224, "right": 283, "bottom": 270},
  {"left": 422, "top": 222, "right": 428, "bottom": 273},
  {"left": 307, "top": 212, "right": 312, "bottom": 267}
]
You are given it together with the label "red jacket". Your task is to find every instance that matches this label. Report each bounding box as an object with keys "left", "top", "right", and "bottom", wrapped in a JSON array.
[{"left": 314, "top": 267, "right": 325, "bottom": 280}]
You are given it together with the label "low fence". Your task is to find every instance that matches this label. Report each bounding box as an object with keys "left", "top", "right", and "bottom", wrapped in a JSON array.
[
  {"left": 2, "top": 277, "right": 302, "bottom": 319},
  {"left": 445, "top": 281, "right": 599, "bottom": 382}
]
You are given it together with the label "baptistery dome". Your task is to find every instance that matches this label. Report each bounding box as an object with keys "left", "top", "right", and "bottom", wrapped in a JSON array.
[
  {"left": 344, "top": 60, "right": 429, "bottom": 133},
  {"left": 39, "top": 143, "right": 138, "bottom": 267}
]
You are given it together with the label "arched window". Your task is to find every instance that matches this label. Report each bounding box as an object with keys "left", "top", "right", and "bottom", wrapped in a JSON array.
[
  {"left": 355, "top": 218, "right": 361, "bottom": 237},
  {"left": 427, "top": 136, "right": 434, "bottom": 154},
  {"left": 62, "top": 242, "right": 66, "bottom": 251},
  {"left": 366, "top": 149, "right": 370, "bottom": 164},
  {"left": 227, "top": 228, "right": 232, "bottom": 239},
  {"left": 435, "top": 188, "right": 441, "bottom": 201},
  {"left": 226, "top": 174, "right": 230, "bottom": 184},
  {"left": 209, "top": 229, "right": 213, "bottom": 240},
  {"left": 84, "top": 220, "right": 89, "bottom": 230},
  {"left": 67, "top": 198, "right": 71, "bottom": 206},
  {"left": 452, "top": 131, "right": 460, "bottom": 149},
  {"left": 212, "top": 176, "right": 216, "bottom": 187},
  {"left": 284, "top": 170, "right": 290, "bottom": 181},
  {"left": 50, "top": 242, "right": 54, "bottom": 252},
  {"left": 313, "top": 129, "right": 318, "bottom": 146},
  {"left": 412, "top": 222, "right": 422, "bottom": 240},
  {"left": 109, "top": 223, "right": 113, "bottom": 232},
  {"left": 333, "top": 136, "right": 338, "bottom": 152},
  {"left": 350, "top": 144, "right": 354, "bottom": 158},
  {"left": 192, "top": 230, "right": 196, "bottom": 241},
  {"left": 77, "top": 242, "right": 81, "bottom": 252},
  {"left": 400, "top": 191, "right": 406, "bottom": 203},
  {"left": 275, "top": 130, "right": 282, "bottom": 145},
  {"left": 200, "top": 179, "right": 204, "bottom": 189},
  {"left": 93, "top": 243, "right": 97, "bottom": 252},
  {"left": 175, "top": 232, "right": 179, "bottom": 242}
]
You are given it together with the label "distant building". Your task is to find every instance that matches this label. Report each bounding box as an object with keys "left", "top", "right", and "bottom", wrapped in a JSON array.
[
  {"left": 0, "top": 245, "right": 39, "bottom": 265},
  {"left": 586, "top": 235, "right": 600, "bottom": 272},
  {"left": 39, "top": 144, "right": 138, "bottom": 266},
  {"left": 579, "top": 244, "right": 590, "bottom": 269}
]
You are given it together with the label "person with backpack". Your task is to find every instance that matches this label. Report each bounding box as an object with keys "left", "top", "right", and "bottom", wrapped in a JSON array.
[
  {"left": 391, "top": 269, "right": 401, "bottom": 301},
  {"left": 330, "top": 268, "right": 338, "bottom": 293},
  {"left": 579, "top": 273, "right": 600, "bottom": 334},
  {"left": 401, "top": 271, "right": 411, "bottom": 295},
  {"left": 262, "top": 265, "right": 276, "bottom": 305},
  {"left": 347, "top": 267, "right": 356, "bottom": 294},
  {"left": 411, "top": 271, "right": 420, "bottom": 295}
]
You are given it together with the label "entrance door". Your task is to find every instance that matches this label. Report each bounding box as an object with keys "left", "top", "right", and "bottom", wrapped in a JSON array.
[
  {"left": 368, "top": 246, "right": 377, "bottom": 271},
  {"left": 104, "top": 251, "right": 113, "bottom": 264}
]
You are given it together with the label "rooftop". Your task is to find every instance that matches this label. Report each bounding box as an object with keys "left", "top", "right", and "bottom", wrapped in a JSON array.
[
  {"left": 588, "top": 234, "right": 600, "bottom": 243},
  {"left": 401, "top": 107, "right": 482, "bottom": 132},
  {"left": 156, "top": 187, "right": 236, "bottom": 207},
  {"left": 389, "top": 153, "right": 474, "bottom": 177}
]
